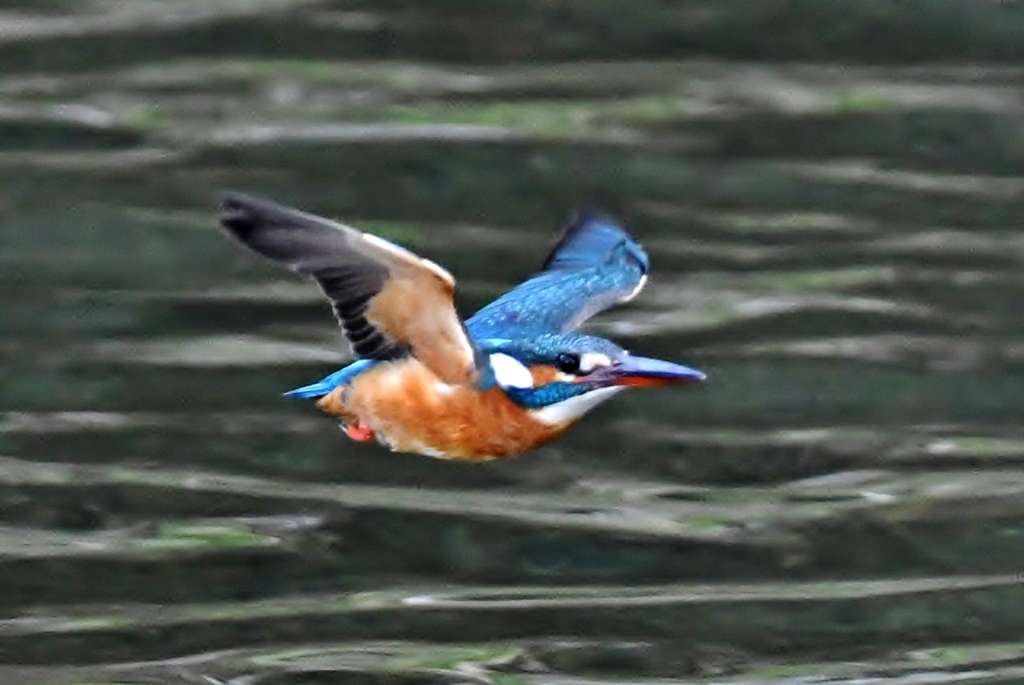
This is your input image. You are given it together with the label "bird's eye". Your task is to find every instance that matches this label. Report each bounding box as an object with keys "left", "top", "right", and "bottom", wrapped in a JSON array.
[{"left": 556, "top": 352, "right": 582, "bottom": 374}]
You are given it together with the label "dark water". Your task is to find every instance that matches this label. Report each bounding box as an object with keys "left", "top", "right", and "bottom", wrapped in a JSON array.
[{"left": 4, "top": 2, "right": 1024, "bottom": 684}]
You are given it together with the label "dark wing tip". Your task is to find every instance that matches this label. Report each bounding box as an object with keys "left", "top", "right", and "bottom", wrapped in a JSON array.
[
  {"left": 541, "top": 208, "right": 606, "bottom": 270},
  {"left": 541, "top": 208, "right": 649, "bottom": 273},
  {"left": 217, "top": 191, "right": 350, "bottom": 271},
  {"left": 218, "top": 191, "right": 281, "bottom": 241},
  {"left": 570, "top": 207, "right": 616, "bottom": 226}
]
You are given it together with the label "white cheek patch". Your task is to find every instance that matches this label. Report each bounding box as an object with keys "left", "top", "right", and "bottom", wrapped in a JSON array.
[
  {"left": 489, "top": 353, "right": 534, "bottom": 389},
  {"left": 530, "top": 386, "right": 623, "bottom": 426},
  {"left": 578, "top": 352, "right": 612, "bottom": 375},
  {"left": 553, "top": 370, "right": 576, "bottom": 384}
]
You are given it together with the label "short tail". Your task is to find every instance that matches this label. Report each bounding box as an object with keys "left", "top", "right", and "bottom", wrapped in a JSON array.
[
  {"left": 283, "top": 360, "right": 375, "bottom": 399},
  {"left": 284, "top": 380, "right": 338, "bottom": 399}
]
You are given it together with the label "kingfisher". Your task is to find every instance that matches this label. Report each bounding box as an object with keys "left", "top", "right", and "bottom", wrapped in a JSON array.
[{"left": 218, "top": 193, "right": 705, "bottom": 460}]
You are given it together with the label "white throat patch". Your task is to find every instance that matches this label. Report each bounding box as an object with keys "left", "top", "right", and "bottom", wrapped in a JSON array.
[
  {"left": 530, "top": 386, "right": 623, "bottom": 426},
  {"left": 489, "top": 353, "right": 533, "bottom": 389}
]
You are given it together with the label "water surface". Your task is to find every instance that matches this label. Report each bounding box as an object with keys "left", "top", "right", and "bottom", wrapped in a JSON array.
[{"left": 3, "top": 2, "right": 1024, "bottom": 684}]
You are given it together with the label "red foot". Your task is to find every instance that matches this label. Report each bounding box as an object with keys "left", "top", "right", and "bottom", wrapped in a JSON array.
[{"left": 345, "top": 422, "right": 375, "bottom": 442}]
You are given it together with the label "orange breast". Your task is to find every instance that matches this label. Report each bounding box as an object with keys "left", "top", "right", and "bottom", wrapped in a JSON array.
[{"left": 315, "top": 359, "right": 570, "bottom": 459}]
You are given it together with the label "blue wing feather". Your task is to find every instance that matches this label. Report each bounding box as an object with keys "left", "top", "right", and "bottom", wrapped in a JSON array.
[
  {"left": 542, "top": 209, "right": 649, "bottom": 273},
  {"left": 467, "top": 210, "right": 648, "bottom": 339}
]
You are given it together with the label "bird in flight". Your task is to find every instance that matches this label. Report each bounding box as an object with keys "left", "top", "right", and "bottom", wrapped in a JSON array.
[{"left": 219, "top": 194, "right": 705, "bottom": 460}]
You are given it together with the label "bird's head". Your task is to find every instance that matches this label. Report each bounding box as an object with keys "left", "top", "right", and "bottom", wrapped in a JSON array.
[{"left": 478, "top": 334, "right": 705, "bottom": 426}]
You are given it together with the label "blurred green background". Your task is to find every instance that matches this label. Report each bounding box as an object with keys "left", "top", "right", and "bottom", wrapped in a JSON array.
[{"left": 4, "top": 1, "right": 1024, "bottom": 684}]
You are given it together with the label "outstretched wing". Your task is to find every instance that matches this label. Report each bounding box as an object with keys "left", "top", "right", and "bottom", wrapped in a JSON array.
[
  {"left": 467, "top": 210, "right": 649, "bottom": 339},
  {"left": 220, "top": 193, "right": 478, "bottom": 385}
]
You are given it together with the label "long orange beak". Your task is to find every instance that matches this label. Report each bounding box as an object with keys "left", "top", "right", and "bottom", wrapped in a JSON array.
[{"left": 599, "top": 356, "right": 706, "bottom": 387}]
